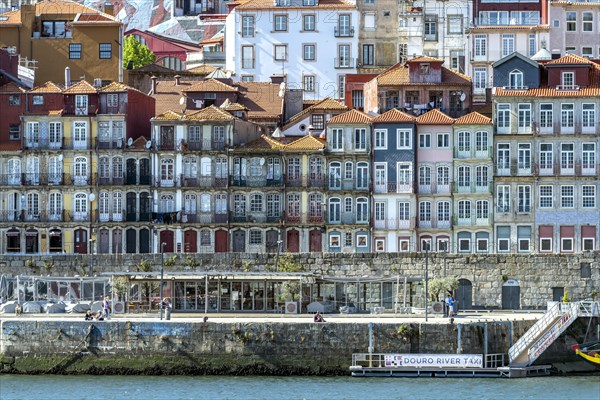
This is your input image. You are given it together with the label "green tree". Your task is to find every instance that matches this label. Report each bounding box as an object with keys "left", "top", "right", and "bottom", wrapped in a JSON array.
[{"left": 123, "top": 35, "right": 156, "bottom": 69}]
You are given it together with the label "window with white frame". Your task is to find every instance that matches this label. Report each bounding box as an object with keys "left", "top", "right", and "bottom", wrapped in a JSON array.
[
  {"left": 344, "top": 197, "right": 353, "bottom": 214},
  {"left": 561, "top": 237, "right": 573, "bottom": 252},
  {"left": 303, "top": 44, "right": 316, "bottom": 61},
  {"left": 344, "top": 232, "right": 353, "bottom": 247},
  {"left": 518, "top": 143, "right": 531, "bottom": 171},
  {"left": 419, "top": 166, "right": 431, "bottom": 187},
  {"left": 561, "top": 104, "right": 574, "bottom": 127},
  {"left": 582, "top": 47, "right": 593, "bottom": 58},
  {"left": 583, "top": 12, "right": 593, "bottom": 32},
  {"left": 583, "top": 237, "right": 595, "bottom": 251},
  {"left": 539, "top": 185, "right": 553, "bottom": 208},
  {"left": 561, "top": 185, "right": 574, "bottom": 208},
  {"left": 421, "top": 238, "right": 432, "bottom": 251},
  {"left": 518, "top": 103, "right": 531, "bottom": 129},
  {"left": 419, "top": 201, "right": 432, "bottom": 223},
  {"left": 582, "top": 143, "right": 596, "bottom": 171},
  {"left": 457, "top": 166, "right": 471, "bottom": 189},
  {"left": 447, "top": 15, "right": 462, "bottom": 34},
  {"left": 437, "top": 133, "right": 449, "bottom": 148},
  {"left": 501, "top": 34, "right": 514, "bottom": 57},
  {"left": 241, "top": 46, "right": 255, "bottom": 69},
  {"left": 356, "top": 198, "right": 368, "bottom": 223},
  {"left": 374, "top": 201, "right": 385, "bottom": 223},
  {"left": 352, "top": 90, "right": 364, "bottom": 109},
  {"left": 375, "top": 238, "right": 385, "bottom": 252},
  {"left": 458, "top": 200, "right": 471, "bottom": 219},
  {"left": 477, "top": 238, "right": 488, "bottom": 253},
  {"left": 458, "top": 131, "right": 470, "bottom": 152},
  {"left": 582, "top": 185, "right": 596, "bottom": 208},
  {"left": 561, "top": 72, "right": 575, "bottom": 89},
  {"left": 566, "top": 11, "right": 576, "bottom": 31},
  {"left": 518, "top": 185, "right": 531, "bottom": 213},
  {"left": 561, "top": 143, "right": 574, "bottom": 171},
  {"left": 250, "top": 193, "right": 263, "bottom": 213},
  {"left": 479, "top": 11, "right": 508, "bottom": 25},
  {"left": 540, "top": 237, "right": 552, "bottom": 252},
  {"left": 528, "top": 34, "right": 536, "bottom": 57},
  {"left": 274, "top": 44, "right": 287, "bottom": 61},
  {"left": 510, "top": 70, "right": 524, "bottom": 89},
  {"left": 249, "top": 229, "right": 262, "bottom": 245},
  {"left": 475, "top": 131, "right": 488, "bottom": 152},
  {"left": 233, "top": 194, "right": 247, "bottom": 216},
  {"left": 459, "top": 238, "right": 470, "bottom": 253},
  {"left": 398, "top": 202, "right": 410, "bottom": 223},
  {"left": 398, "top": 163, "right": 412, "bottom": 186},
  {"left": 539, "top": 104, "right": 553, "bottom": 128},
  {"left": 344, "top": 161, "right": 353, "bottom": 181},
  {"left": 474, "top": 35, "right": 487, "bottom": 57},
  {"left": 303, "top": 75, "right": 315, "bottom": 92},
  {"left": 437, "top": 201, "right": 450, "bottom": 223},
  {"left": 274, "top": 15, "right": 288, "bottom": 31},
  {"left": 329, "top": 234, "right": 341, "bottom": 248},
  {"left": 419, "top": 133, "right": 431, "bottom": 148},
  {"left": 474, "top": 67, "right": 487, "bottom": 90},
  {"left": 354, "top": 129, "right": 367, "bottom": 150},
  {"left": 356, "top": 162, "right": 368, "bottom": 189},
  {"left": 329, "top": 162, "right": 341, "bottom": 189},
  {"left": 374, "top": 129, "right": 386, "bottom": 149},
  {"left": 241, "top": 15, "right": 255, "bottom": 37},
  {"left": 397, "top": 129, "right": 411, "bottom": 149},
  {"left": 497, "top": 104, "right": 510, "bottom": 129},
  {"left": 476, "top": 200, "right": 489, "bottom": 219},
  {"left": 312, "top": 114, "right": 324, "bottom": 129},
  {"left": 476, "top": 165, "right": 488, "bottom": 188},
  {"left": 582, "top": 104, "right": 596, "bottom": 128},
  {"left": 437, "top": 165, "right": 449, "bottom": 186},
  {"left": 497, "top": 184, "right": 511, "bottom": 212},
  {"left": 331, "top": 128, "right": 343, "bottom": 150}
]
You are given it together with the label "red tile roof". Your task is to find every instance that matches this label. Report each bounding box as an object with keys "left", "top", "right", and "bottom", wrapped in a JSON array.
[
  {"left": 29, "top": 81, "right": 63, "bottom": 93},
  {"left": 183, "top": 78, "right": 238, "bottom": 92},
  {"left": 284, "top": 135, "right": 325, "bottom": 151},
  {"left": 545, "top": 53, "right": 593, "bottom": 66},
  {"left": 283, "top": 97, "right": 348, "bottom": 129},
  {"left": 63, "top": 80, "right": 97, "bottom": 94},
  {"left": 371, "top": 108, "right": 415, "bottom": 123},
  {"left": 0, "top": 0, "right": 119, "bottom": 25},
  {"left": 0, "top": 82, "right": 27, "bottom": 93},
  {"left": 415, "top": 109, "right": 454, "bottom": 125},
  {"left": 236, "top": 0, "right": 355, "bottom": 10},
  {"left": 376, "top": 63, "right": 471, "bottom": 86},
  {"left": 326, "top": 109, "right": 372, "bottom": 124},
  {"left": 454, "top": 111, "right": 492, "bottom": 125},
  {"left": 407, "top": 56, "right": 444, "bottom": 64}
]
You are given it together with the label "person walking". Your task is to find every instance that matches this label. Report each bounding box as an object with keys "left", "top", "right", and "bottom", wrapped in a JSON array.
[
  {"left": 445, "top": 294, "right": 455, "bottom": 319},
  {"left": 103, "top": 296, "right": 111, "bottom": 320}
]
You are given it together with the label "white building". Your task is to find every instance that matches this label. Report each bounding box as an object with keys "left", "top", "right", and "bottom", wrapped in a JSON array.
[{"left": 225, "top": 0, "right": 359, "bottom": 100}]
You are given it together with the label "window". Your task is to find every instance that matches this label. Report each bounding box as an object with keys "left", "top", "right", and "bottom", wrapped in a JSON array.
[
  {"left": 338, "top": 75, "right": 345, "bottom": 100},
  {"left": 374, "top": 130, "right": 386, "bottom": 149},
  {"left": 397, "top": 163, "right": 412, "bottom": 187},
  {"left": 274, "top": 44, "right": 287, "bottom": 61},
  {"left": 337, "top": 44, "right": 351, "bottom": 68},
  {"left": 242, "top": 15, "right": 255, "bottom": 37},
  {"left": 311, "top": 114, "right": 324, "bottom": 130},
  {"left": 241, "top": 46, "right": 255, "bottom": 69},
  {"left": 561, "top": 72, "right": 574, "bottom": 89},
  {"left": 364, "top": 12, "right": 375, "bottom": 29},
  {"left": 561, "top": 104, "right": 574, "bottom": 127},
  {"left": 329, "top": 235, "right": 341, "bottom": 248},
  {"left": 566, "top": 12, "right": 576, "bottom": 31},
  {"left": 582, "top": 47, "right": 593, "bottom": 58},
  {"left": 497, "top": 185, "right": 510, "bottom": 212},
  {"left": 437, "top": 133, "right": 449, "bottom": 148},
  {"left": 32, "top": 95, "right": 43, "bottom": 105},
  {"left": 518, "top": 104, "right": 531, "bottom": 130},
  {"left": 447, "top": 15, "right": 462, "bottom": 34},
  {"left": 106, "top": 93, "right": 118, "bottom": 108},
  {"left": 458, "top": 131, "right": 470, "bottom": 152},
  {"left": 344, "top": 162, "right": 353, "bottom": 181},
  {"left": 354, "top": 129, "right": 367, "bottom": 151},
  {"left": 476, "top": 165, "right": 488, "bottom": 188},
  {"left": 419, "top": 202, "right": 432, "bottom": 225},
  {"left": 249, "top": 229, "right": 262, "bottom": 245},
  {"left": 476, "top": 200, "right": 489, "bottom": 219},
  {"left": 582, "top": 104, "right": 596, "bottom": 128},
  {"left": 561, "top": 185, "right": 574, "bottom": 208},
  {"left": 398, "top": 202, "right": 410, "bottom": 223},
  {"left": 583, "top": 143, "right": 596, "bottom": 171},
  {"left": 8, "top": 95, "right": 20, "bottom": 106},
  {"left": 419, "top": 133, "right": 431, "bottom": 148},
  {"left": 337, "top": 14, "right": 351, "bottom": 36},
  {"left": 303, "top": 14, "right": 315, "bottom": 31},
  {"left": 497, "top": 104, "right": 510, "bottom": 129},
  {"left": 42, "top": 20, "right": 68, "bottom": 37},
  {"left": 437, "top": 165, "right": 449, "bottom": 186},
  {"left": 303, "top": 75, "right": 315, "bottom": 92},
  {"left": 540, "top": 104, "right": 553, "bottom": 128},
  {"left": 479, "top": 11, "right": 508, "bottom": 25},
  {"left": 356, "top": 198, "right": 368, "bottom": 223},
  {"left": 459, "top": 238, "right": 470, "bottom": 253},
  {"left": 518, "top": 185, "right": 531, "bottom": 213},
  {"left": 240, "top": 75, "right": 254, "bottom": 82},
  {"left": 437, "top": 201, "right": 450, "bottom": 223},
  {"left": 69, "top": 43, "right": 81, "bottom": 59},
  {"left": 474, "top": 35, "right": 487, "bottom": 57},
  {"left": 274, "top": 15, "right": 288, "bottom": 31},
  {"left": 362, "top": 44, "right": 374, "bottom": 66},
  {"left": 374, "top": 201, "right": 385, "bottom": 222},
  {"left": 583, "top": 238, "right": 595, "bottom": 251},
  {"left": 566, "top": 47, "right": 576, "bottom": 54},
  {"left": 457, "top": 166, "right": 471, "bottom": 189},
  {"left": 560, "top": 143, "right": 574, "bottom": 171},
  {"left": 528, "top": 34, "right": 536, "bottom": 57},
  {"left": 303, "top": 0, "right": 315, "bottom": 5},
  {"left": 510, "top": 11, "right": 540, "bottom": 25},
  {"left": 250, "top": 193, "right": 263, "bottom": 213},
  {"left": 458, "top": 200, "right": 471, "bottom": 219},
  {"left": 539, "top": 143, "right": 553, "bottom": 171},
  {"left": 583, "top": 12, "right": 593, "bottom": 32},
  {"left": 562, "top": 237, "right": 573, "bottom": 252},
  {"left": 540, "top": 237, "right": 552, "bottom": 252},
  {"left": 352, "top": 90, "right": 364, "bottom": 109},
  {"left": 330, "top": 128, "right": 343, "bottom": 150},
  {"left": 303, "top": 44, "right": 315, "bottom": 61},
  {"left": 419, "top": 166, "right": 431, "bottom": 187},
  {"left": 475, "top": 131, "right": 488, "bottom": 152},
  {"left": 502, "top": 34, "right": 514, "bottom": 57},
  {"left": 582, "top": 185, "right": 596, "bottom": 208},
  {"left": 510, "top": 70, "right": 524, "bottom": 89},
  {"left": 424, "top": 14, "right": 437, "bottom": 41},
  {"left": 99, "top": 43, "right": 112, "bottom": 59},
  {"left": 474, "top": 67, "right": 487, "bottom": 90},
  {"left": 397, "top": 129, "right": 411, "bottom": 149},
  {"left": 345, "top": 232, "right": 353, "bottom": 247}
]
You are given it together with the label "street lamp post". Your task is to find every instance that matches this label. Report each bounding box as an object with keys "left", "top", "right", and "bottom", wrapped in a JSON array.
[
  {"left": 425, "top": 248, "right": 429, "bottom": 322},
  {"left": 443, "top": 246, "right": 447, "bottom": 277},
  {"left": 160, "top": 242, "right": 165, "bottom": 320},
  {"left": 89, "top": 239, "right": 95, "bottom": 276},
  {"left": 274, "top": 239, "right": 283, "bottom": 272}
]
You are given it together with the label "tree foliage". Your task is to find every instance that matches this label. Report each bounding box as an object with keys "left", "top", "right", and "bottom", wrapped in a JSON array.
[
  {"left": 429, "top": 277, "right": 459, "bottom": 301},
  {"left": 123, "top": 35, "right": 156, "bottom": 69}
]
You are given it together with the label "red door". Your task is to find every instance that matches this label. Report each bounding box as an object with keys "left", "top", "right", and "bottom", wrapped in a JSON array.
[
  {"left": 287, "top": 229, "right": 299, "bottom": 253},
  {"left": 309, "top": 229, "right": 322, "bottom": 252},
  {"left": 214, "top": 230, "right": 228, "bottom": 252},
  {"left": 160, "top": 230, "right": 174, "bottom": 253},
  {"left": 74, "top": 228, "right": 88, "bottom": 254},
  {"left": 184, "top": 229, "right": 197, "bottom": 253}
]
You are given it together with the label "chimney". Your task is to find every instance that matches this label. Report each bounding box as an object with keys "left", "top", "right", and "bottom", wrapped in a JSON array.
[
  {"left": 174, "top": 75, "right": 181, "bottom": 86},
  {"left": 150, "top": 76, "right": 158, "bottom": 95},
  {"left": 65, "top": 66, "right": 71, "bottom": 87},
  {"left": 103, "top": 2, "right": 115, "bottom": 16}
]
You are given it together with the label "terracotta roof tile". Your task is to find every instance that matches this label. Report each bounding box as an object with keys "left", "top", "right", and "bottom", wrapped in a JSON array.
[
  {"left": 239, "top": 135, "right": 287, "bottom": 151},
  {"left": 372, "top": 108, "right": 415, "bottom": 123},
  {"left": 326, "top": 109, "right": 372, "bottom": 124},
  {"left": 201, "top": 35, "right": 224, "bottom": 45},
  {"left": 236, "top": 0, "right": 355, "bottom": 10},
  {"left": 221, "top": 101, "right": 247, "bottom": 111},
  {"left": 284, "top": 135, "right": 325, "bottom": 151},
  {"left": 29, "top": 81, "right": 63, "bottom": 93},
  {"left": 99, "top": 82, "right": 129, "bottom": 92},
  {"left": 235, "top": 81, "right": 283, "bottom": 121},
  {"left": 545, "top": 53, "right": 593, "bottom": 66},
  {"left": 377, "top": 63, "right": 471, "bottom": 86},
  {"left": 415, "top": 109, "right": 454, "bottom": 125},
  {"left": 128, "top": 136, "right": 149, "bottom": 152},
  {"left": 0, "top": 82, "right": 27, "bottom": 93},
  {"left": 185, "top": 105, "right": 234, "bottom": 121},
  {"left": 468, "top": 25, "right": 550, "bottom": 32},
  {"left": 183, "top": 78, "right": 238, "bottom": 92},
  {"left": 153, "top": 111, "right": 183, "bottom": 121},
  {"left": 187, "top": 64, "right": 217, "bottom": 75},
  {"left": 0, "top": 0, "right": 119, "bottom": 25},
  {"left": 454, "top": 111, "right": 492, "bottom": 125},
  {"left": 0, "top": 141, "right": 22, "bottom": 151},
  {"left": 0, "top": 9, "right": 20, "bottom": 25},
  {"left": 408, "top": 56, "right": 444, "bottom": 63},
  {"left": 63, "top": 80, "right": 97, "bottom": 94},
  {"left": 284, "top": 97, "right": 348, "bottom": 128},
  {"left": 494, "top": 87, "right": 600, "bottom": 97}
]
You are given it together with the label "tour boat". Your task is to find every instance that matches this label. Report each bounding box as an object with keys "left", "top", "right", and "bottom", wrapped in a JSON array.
[{"left": 572, "top": 340, "right": 600, "bottom": 369}]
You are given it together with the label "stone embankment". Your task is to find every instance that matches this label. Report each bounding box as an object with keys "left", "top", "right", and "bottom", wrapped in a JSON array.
[
  {"left": 1, "top": 252, "right": 598, "bottom": 309},
  {"left": 0, "top": 316, "right": 596, "bottom": 375}
]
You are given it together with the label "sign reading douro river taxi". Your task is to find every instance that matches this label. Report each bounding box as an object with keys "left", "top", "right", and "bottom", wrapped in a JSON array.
[{"left": 384, "top": 354, "right": 483, "bottom": 368}]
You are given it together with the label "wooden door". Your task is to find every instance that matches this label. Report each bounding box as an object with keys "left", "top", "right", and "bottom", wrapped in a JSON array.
[
  {"left": 126, "top": 228, "right": 136, "bottom": 253},
  {"left": 287, "top": 229, "right": 299, "bottom": 253},
  {"left": 160, "top": 230, "right": 174, "bottom": 253},
  {"left": 74, "top": 228, "right": 88, "bottom": 254},
  {"left": 232, "top": 230, "right": 245, "bottom": 252},
  {"left": 309, "top": 229, "right": 322, "bottom": 252},
  {"left": 98, "top": 229, "right": 109, "bottom": 254},
  {"left": 266, "top": 230, "right": 278, "bottom": 253},
  {"left": 215, "top": 230, "right": 228, "bottom": 253},
  {"left": 126, "top": 159, "right": 136, "bottom": 185},
  {"left": 139, "top": 228, "right": 150, "bottom": 253},
  {"left": 112, "top": 229, "right": 122, "bottom": 254},
  {"left": 184, "top": 229, "right": 197, "bottom": 253},
  {"left": 456, "top": 279, "right": 473, "bottom": 311},
  {"left": 502, "top": 280, "right": 521, "bottom": 310}
]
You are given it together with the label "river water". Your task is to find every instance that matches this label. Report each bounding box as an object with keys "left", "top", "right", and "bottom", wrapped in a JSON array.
[{"left": 1, "top": 375, "right": 598, "bottom": 400}]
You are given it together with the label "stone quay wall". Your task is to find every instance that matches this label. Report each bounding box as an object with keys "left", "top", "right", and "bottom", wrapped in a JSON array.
[
  {"left": 0, "top": 252, "right": 598, "bottom": 309},
  {"left": 0, "top": 319, "right": 533, "bottom": 375}
]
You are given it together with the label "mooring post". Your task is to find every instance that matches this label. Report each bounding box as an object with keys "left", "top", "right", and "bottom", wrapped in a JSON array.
[{"left": 368, "top": 322, "right": 374, "bottom": 367}]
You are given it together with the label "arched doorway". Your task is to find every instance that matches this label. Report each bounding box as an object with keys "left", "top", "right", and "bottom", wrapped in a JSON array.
[
  {"left": 126, "top": 228, "right": 136, "bottom": 253},
  {"left": 232, "top": 230, "right": 245, "bottom": 252},
  {"left": 49, "top": 229, "right": 62, "bottom": 253},
  {"left": 160, "top": 230, "right": 174, "bottom": 253},
  {"left": 184, "top": 229, "right": 197, "bottom": 253},
  {"left": 309, "top": 229, "right": 322, "bottom": 252},
  {"left": 74, "top": 228, "right": 88, "bottom": 254},
  {"left": 287, "top": 229, "right": 299, "bottom": 252},
  {"left": 456, "top": 278, "right": 473, "bottom": 310},
  {"left": 502, "top": 279, "right": 521, "bottom": 310},
  {"left": 215, "top": 230, "right": 228, "bottom": 252},
  {"left": 6, "top": 228, "right": 20, "bottom": 253},
  {"left": 98, "top": 229, "right": 109, "bottom": 254},
  {"left": 139, "top": 228, "right": 150, "bottom": 253},
  {"left": 112, "top": 229, "right": 122, "bottom": 254}
]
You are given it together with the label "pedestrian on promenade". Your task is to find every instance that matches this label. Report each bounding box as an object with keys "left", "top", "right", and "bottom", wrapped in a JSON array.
[
  {"left": 15, "top": 303, "right": 22, "bottom": 316},
  {"left": 313, "top": 311, "right": 325, "bottom": 323},
  {"left": 103, "top": 296, "right": 111, "bottom": 320},
  {"left": 445, "top": 294, "right": 454, "bottom": 318}
]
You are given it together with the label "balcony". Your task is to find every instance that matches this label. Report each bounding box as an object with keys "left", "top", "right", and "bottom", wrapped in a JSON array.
[
  {"left": 334, "top": 57, "right": 356, "bottom": 69},
  {"left": 98, "top": 211, "right": 125, "bottom": 222},
  {"left": 328, "top": 178, "right": 368, "bottom": 191},
  {"left": 154, "top": 177, "right": 178, "bottom": 188},
  {"left": 63, "top": 104, "right": 97, "bottom": 116},
  {"left": 373, "top": 217, "right": 415, "bottom": 230},
  {"left": 15, "top": 173, "right": 77, "bottom": 186},
  {"left": 328, "top": 212, "right": 368, "bottom": 225},
  {"left": 576, "top": 162, "right": 599, "bottom": 177},
  {"left": 97, "top": 174, "right": 125, "bottom": 186},
  {"left": 334, "top": 27, "right": 355, "bottom": 37},
  {"left": 125, "top": 212, "right": 152, "bottom": 222},
  {"left": 181, "top": 211, "right": 228, "bottom": 224},
  {"left": 418, "top": 182, "right": 451, "bottom": 195},
  {"left": 453, "top": 182, "right": 492, "bottom": 194},
  {"left": 97, "top": 139, "right": 126, "bottom": 150},
  {"left": 533, "top": 162, "right": 558, "bottom": 177},
  {"left": 374, "top": 182, "right": 415, "bottom": 194},
  {"left": 0, "top": 210, "right": 67, "bottom": 223},
  {"left": 416, "top": 216, "right": 452, "bottom": 230},
  {"left": 229, "top": 175, "right": 283, "bottom": 188},
  {"left": 227, "top": 212, "right": 283, "bottom": 224},
  {"left": 452, "top": 214, "right": 492, "bottom": 226},
  {"left": 186, "top": 140, "right": 226, "bottom": 152},
  {"left": 284, "top": 212, "right": 325, "bottom": 225},
  {"left": 454, "top": 146, "right": 493, "bottom": 159},
  {"left": 22, "top": 139, "right": 63, "bottom": 150}
]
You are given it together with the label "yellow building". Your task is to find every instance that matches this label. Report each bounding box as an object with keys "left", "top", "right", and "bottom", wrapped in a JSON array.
[{"left": 0, "top": 0, "right": 122, "bottom": 86}]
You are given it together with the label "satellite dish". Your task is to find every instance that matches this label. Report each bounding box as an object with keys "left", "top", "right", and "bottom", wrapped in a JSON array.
[
  {"left": 58, "top": 154, "right": 64, "bottom": 161},
  {"left": 225, "top": 71, "right": 232, "bottom": 79},
  {"left": 145, "top": 140, "right": 152, "bottom": 150},
  {"left": 88, "top": 193, "right": 96, "bottom": 202},
  {"left": 460, "top": 93, "right": 466, "bottom": 102},
  {"left": 259, "top": 158, "right": 265, "bottom": 166},
  {"left": 127, "top": 137, "right": 134, "bottom": 146},
  {"left": 179, "top": 96, "right": 185, "bottom": 105},
  {"left": 279, "top": 82, "right": 286, "bottom": 91}
]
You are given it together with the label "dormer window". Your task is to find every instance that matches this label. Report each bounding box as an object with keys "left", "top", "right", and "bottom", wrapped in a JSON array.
[
  {"left": 303, "top": 0, "right": 316, "bottom": 5},
  {"left": 420, "top": 63, "right": 430, "bottom": 74},
  {"left": 276, "top": 0, "right": 290, "bottom": 5},
  {"left": 561, "top": 72, "right": 575, "bottom": 89},
  {"left": 32, "top": 95, "right": 43, "bottom": 105},
  {"left": 75, "top": 95, "right": 88, "bottom": 116},
  {"left": 509, "top": 69, "right": 524, "bottom": 89},
  {"left": 204, "top": 93, "right": 217, "bottom": 100}
]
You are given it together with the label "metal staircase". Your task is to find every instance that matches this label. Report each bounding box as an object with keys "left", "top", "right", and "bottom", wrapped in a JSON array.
[{"left": 508, "top": 301, "right": 600, "bottom": 367}]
